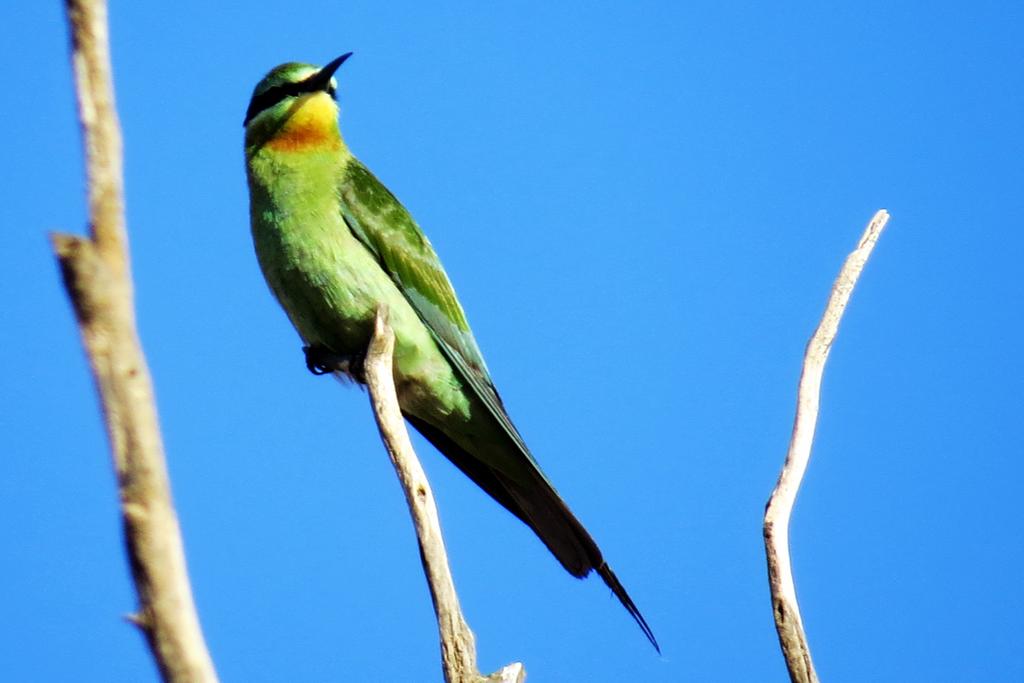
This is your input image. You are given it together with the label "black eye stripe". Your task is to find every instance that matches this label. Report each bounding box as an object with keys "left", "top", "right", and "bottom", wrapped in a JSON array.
[
  {"left": 244, "top": 81, "right": 301, "bottom": 126},
  {"left": 243, "top": 74, "right": 337, "bottom": 127}
]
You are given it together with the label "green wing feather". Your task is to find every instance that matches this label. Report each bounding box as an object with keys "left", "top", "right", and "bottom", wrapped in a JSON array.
[
  {"left": 336, "top": 157, "right": 659, "bottom": 651},
  {"left": 337, "top": 158, "right": 541, "bottom": 471}
]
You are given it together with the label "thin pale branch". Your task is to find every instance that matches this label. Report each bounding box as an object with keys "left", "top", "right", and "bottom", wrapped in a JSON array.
[
  {"left": 54, "top": 1, "right": 217, "bottom": 681},
  {"left": 764, "top": 209, "right": 890, "bottom": 683},
  {"left": 64, "top": 0, "right": 127, "bottom": 273},
  {"left": 484, "top": 663, "right": 527, "bottom": 683},
  {"left": 363, "top": 307, "right": 525, "bottom": 683}
]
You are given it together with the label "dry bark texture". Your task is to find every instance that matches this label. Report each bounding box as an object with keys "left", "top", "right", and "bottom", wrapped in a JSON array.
[
  {"left": 764, "top": 210, "right": 890, "bottom": 683},
  {"left": 55, "top": 1, "right": 218, "bottom": 681}
]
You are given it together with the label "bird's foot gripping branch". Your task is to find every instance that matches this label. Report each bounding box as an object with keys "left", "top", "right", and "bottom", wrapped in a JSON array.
[{"left": 304, "top": 344, "right": 366, "bottom": 382}]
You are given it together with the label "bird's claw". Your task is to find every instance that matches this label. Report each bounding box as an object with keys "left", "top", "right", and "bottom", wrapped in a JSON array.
[
  {"left": 303, "top": 345, "right": 366, "bottom": 382},
  {"left": 303, "top": 346, "right": 329, "bottom": 375}
]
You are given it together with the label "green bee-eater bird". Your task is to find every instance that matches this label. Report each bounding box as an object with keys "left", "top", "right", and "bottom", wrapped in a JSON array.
[{"left": 243, "top": 54, "right": 657, "bottom": 651}]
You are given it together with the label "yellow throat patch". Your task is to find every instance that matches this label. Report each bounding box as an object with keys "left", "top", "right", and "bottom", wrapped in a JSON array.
[{"left": 266, "top": 92, "right": 341, "bottom": 152}]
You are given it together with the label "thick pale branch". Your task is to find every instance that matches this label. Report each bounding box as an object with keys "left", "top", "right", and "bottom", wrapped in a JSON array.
[
  {"left": 764, "top": 210, "right": 890, "bottom": 683},
  {"left": 363, "top": 308, "right": 525, "bottom": 683},
  {"left": 55, "top": 1, "right": 217, "bottom": 681}
]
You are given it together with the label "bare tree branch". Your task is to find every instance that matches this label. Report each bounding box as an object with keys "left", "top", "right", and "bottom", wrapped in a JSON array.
[
  {"left": 364, "top": 308, "right": 525, "bottom": 683},
  {"left": 764, "top": 209, "right": 890, "bottom": 683},
  {"left": 53, "top": 1, "right": 218, "bottom": 681},
  {"left": 484, "top": 663, "right": 527, "bottom": 683}
]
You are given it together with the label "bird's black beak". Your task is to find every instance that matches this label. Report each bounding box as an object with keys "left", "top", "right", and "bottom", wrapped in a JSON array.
[{"left": 305, "top": 52, "right": 353, "bottom": 95}]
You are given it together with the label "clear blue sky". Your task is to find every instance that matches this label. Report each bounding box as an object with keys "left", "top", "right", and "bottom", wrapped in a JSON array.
[{"left": 4, "top": 1, "right": 1023, "bottom": 681}]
